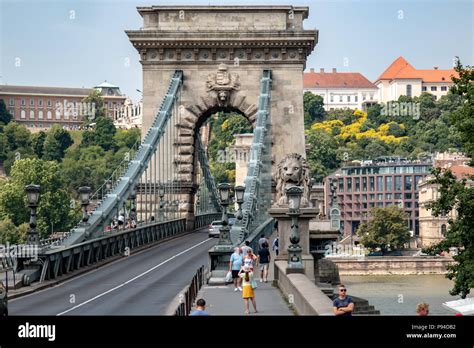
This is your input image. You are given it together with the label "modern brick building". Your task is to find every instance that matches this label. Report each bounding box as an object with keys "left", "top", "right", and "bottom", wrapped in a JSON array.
[
  {"left": 0, "top": 81, "right": 126, "bottom": 131},
  {"left": 325, "top": 157, "right": 433, "bottom": 238}
]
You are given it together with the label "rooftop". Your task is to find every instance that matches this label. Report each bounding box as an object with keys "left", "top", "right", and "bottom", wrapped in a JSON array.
[
  {"left": 304, "top": 69, "right": 377, "bottom": 89},
  {"left": 376, "top": 56, "right": 458, "bottom": 83}
]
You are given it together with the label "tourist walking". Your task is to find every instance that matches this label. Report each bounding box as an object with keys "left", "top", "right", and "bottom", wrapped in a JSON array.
[
  {"left": 238, "top": 265, "right": 257, "bottom": 315},
  {"left": 241, "top": 240, "right": 252, "bottom": 256},
  {"left": 257, "top": 242, "right": 271, "bottom": 282},
  {"left": 333, "top": 284, "right": 354, "bottom": 316},
  {"left": 416, "top": 302, "right": 429, "bottom": 316},
  {"left": 243, "top": 248, "right": 258, "bottom": 271},
  {"left": 258, "top": 234, "right": 269, "bottom": 250},
  {"left": 229, "top": 247, "right": 243, "bottom": 292},
  {"left": 272, "top": 236, "right": 279, "bottom": 256},
  {"left": 190, "top": 298, "right": 210, "bottom": 316}
]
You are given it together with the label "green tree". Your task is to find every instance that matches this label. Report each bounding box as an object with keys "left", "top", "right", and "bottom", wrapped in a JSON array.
[
  {"left": 3, "top": 122, "right": 31, "bottom": 152},
  {"left": 114, "top": 128, "right": 141, "bottom": 149},
  {"left": 305, "top": 128, "right": 341, "bottom": 181},
  {"left": 0, "top": 99, "right": 13, "bottom": 126},
  {"left": 42, "top": 125, "right": 73, "bottom": 161},
  {"left": 31, "top": 131, "right": 47, "bottom": 158},
  {"left": 0, "top": 218, "right": 28, "bottom": 244},
  {"left": 422, "top": 60, "right": 474, "bottom": 298},
  {"left": 0, "top": 158, "right": 77, "bottom": 238},
  {"left": 82, "top": 89, "right": 106, "bottom": 122},
  {"left": 356, "top": 206, "right": 411, "bottom": 253},
  {"left": 82, "top": 117, "right": 117, "bottom": 151},
  {"left": 303, "top": 92, "right": 325, "bottom": 128}
]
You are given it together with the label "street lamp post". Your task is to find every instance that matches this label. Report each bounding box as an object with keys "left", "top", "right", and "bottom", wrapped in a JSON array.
[
  {"left": 78, "top": 186, "right": 91, "bottom": 224},
  {"left": 216, "top": 183, "right": 232, "bottom": 250},
  {"left": 158, "top": 184, "right": 165, "bottom": 222},
  {"left": 234, "top": 185, "right": 245, "bottom": 221},
  {"left": 285, "top": 186, "right": 304, "bottom": 270},
  {"left": 25, "top": 184, "right": 41, "bottom": 245},
  {"left": 129, "top": 188, "right": 137, "bottom": 226}
]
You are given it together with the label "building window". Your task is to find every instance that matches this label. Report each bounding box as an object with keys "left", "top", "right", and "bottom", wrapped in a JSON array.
[
  {"left": 338, "top": 178, "right": 344, "bottom": 192},
  {"left": 346, "top": 178, "right": 352, "bottom": 192},
  {"left": 377, "top": 176, "right": 383, "bottom": 191},
  {"left": 55, "top": 109, "right": 61, "bottom": 120},
  {"left": 369, "top": 177, "right": 375, "bottom": 191},
  {"left": 385, "top": 176, "right": 393, "bottom": 191},
  {"left": 38, "top": 110, "right": 43, "bottom": 119},
  {"left": 394, "top": 176, "right": 402, "bottom": 191},
  {"left": 386, "top": 193, "right": 392, "bottom": 200},
  {"left": 422, "top": 86, "right": 427, "bottom": 91},
  {"left": 9, "top": 108, "right": 14, "bottom": 116},
  {"left": 355, "top": 178, "right": 360, "bottom": 192},
  {"left": 370, "top": 94, "right": 374, "bottom": 100},
  {"left": 29, "top": 110, "right": 34, "bottom": 119},
  {"left": 431, "top": 86, "right": 437, "bottom": 91},
  {"left": 362, "top": 94, "right": 366, "bottom": 101},
  {"left": 339, "top": 96, "right": 343, "bottom": 103},
  {"left": 404, "top": 176, "right": 412, "bottom": 190},
  {"left": 9, "top": 98, "right": 14, "bottom": 106},
  {"left": 108, "top": 101, "right": 112, "bottom": 108},
  {"left": 47, "top": 100, "right": 52, "bottom": 107},
  {"left": 355, "top": 95, "right": 358, "bottom": 102},
  {"left": 362, "top": 194, "right": 367, "bottom": 201},
  {"left": 47, "top": 111, "right": 52, "bottom": 119},
  {"left": 405, "top": 192, "right": 412, "bottom": 199},
  {"left": 30, "top": 99, "right": 34, "bottom": 106},
  {"left": 441, "top": 86, "right": 447, "bottom": 91},
  {"left": 347, "top": 96, "right": 351, "bottom": 102},
  {"left": 362, "top": 177, "right": 367, "bottom": 191},
  {"left": 395, "top": 193, "right": 402, "bottom": 199},
  {"left": 440, "top": 224, "right": 447, "bottom": 237},
  {"left": 414, "top": 175, "right": 423, "bottom": 190},
  {"left": 406, "top": 84, "right": 412, "bottom": 97},
  {"left": 21, "top": 99, "right": 26, "bottom": 106},
  {"left": 377, "top": 193, "right": 383, "bottom": 200},
  {"left": 330, "top": 95, "right": 334, "bottom": 102},
  {"left": 38, "top": 99, "right": 43, "bottom": 107},
  {"left": 405, "top": 202, "right": 412, "bottom": 208}
]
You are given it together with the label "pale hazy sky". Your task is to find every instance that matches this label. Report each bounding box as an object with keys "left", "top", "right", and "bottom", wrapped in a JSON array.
[{"left": 1, "top": 0, "right": 473, "bottom": 102}]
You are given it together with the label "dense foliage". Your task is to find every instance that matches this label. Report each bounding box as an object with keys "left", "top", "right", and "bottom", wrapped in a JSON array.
[{"left": 422, "top": 60, "right": 474, "bottom": 298}]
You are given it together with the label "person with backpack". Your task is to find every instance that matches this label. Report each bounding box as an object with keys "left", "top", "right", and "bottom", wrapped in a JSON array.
[{"left": 272, "top": 236, "right": 279, "bottom": 256}]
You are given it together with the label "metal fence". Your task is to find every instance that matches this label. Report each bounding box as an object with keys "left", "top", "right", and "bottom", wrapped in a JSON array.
[{"left": 174, "top": 265, "right": 206, "bottom": 316}]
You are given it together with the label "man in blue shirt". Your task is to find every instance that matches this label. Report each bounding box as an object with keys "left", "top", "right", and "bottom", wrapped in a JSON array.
[
  {"left": 229, "top": 247, "right": 243, "bottom": 292},
  {"left": 190, "top": 298, "right": 210, "bottom": 316},
  {"left": 333, "top": 284, "right": 354, "bottom": 316}
]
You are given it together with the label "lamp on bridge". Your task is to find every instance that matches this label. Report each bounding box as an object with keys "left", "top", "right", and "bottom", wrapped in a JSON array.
[
  {"left": 129, "top": 188, "right": 137, "bottom": 223},
  {"left": 216, "top": 183, "right": 232, "bottom": 250},
  {"left": 285, "top": 186, "right": 304, "bottom": 270},
  {"left": 78, "top": 186, "right": 91, "bottom": 224},
  {"left": 234, "top": 185, "right": 245, "bottom": 221},
  {"left": 25, "top": 184, "right": 41, "bottom": 245},
  {"left": 158, "top": 183, "right": 165, "bottom": 221}
]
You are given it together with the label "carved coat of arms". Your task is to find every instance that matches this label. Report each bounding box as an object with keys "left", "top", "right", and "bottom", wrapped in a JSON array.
[{"left": 206, "top": 63, "right": 240, "bottom": 106}]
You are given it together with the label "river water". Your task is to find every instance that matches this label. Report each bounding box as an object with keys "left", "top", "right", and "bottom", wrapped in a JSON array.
[{"left": 340, "top": 275, "right": 466, "bottom": 315}]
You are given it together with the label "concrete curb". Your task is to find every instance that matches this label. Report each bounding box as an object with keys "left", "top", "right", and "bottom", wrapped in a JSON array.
[{"left": 8, "top": 229, "right": 203, "bottom": 300}]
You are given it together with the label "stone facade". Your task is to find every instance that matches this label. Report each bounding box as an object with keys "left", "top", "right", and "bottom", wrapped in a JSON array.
[{"left": 127, "top": 6, "right": 317, "bottom": 225}]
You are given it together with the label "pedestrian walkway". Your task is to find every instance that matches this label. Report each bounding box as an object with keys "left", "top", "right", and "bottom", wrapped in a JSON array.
[{"left": 192, "top": 232, "right": 293, "bottom": 315}]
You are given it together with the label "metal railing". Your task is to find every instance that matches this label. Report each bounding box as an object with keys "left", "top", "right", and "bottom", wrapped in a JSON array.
[{"left": 174, "top": 265, "right": 206, "bottom": 316}]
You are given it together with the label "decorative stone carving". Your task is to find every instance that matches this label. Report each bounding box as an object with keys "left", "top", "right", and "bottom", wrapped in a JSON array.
[
  {"left": 206, "top": 63, "right": 240, "bottom": 107},
  {"left": 274, "top": 153, "right": 310, "bottom": 207}
]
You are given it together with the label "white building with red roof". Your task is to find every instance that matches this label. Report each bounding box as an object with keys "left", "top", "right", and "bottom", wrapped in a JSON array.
[
  {"left": 303, "top": 68, "right": 378, "bottom": 111},
  {"left": 375, "top": 56, "right": 458, "bottom": 103}
]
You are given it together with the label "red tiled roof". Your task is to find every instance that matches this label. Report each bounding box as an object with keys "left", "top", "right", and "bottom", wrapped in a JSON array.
[
  {"left": 376, "top": 56, "right": 458, "bottom": 83},
  {"left": 304, "top": 71, "right": 376, "bottom": 89},
  {"left": 449, "top": 165, "right": 474, "bottom": 180}
]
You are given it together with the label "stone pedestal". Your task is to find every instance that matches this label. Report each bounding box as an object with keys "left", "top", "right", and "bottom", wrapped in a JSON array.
[{"left": 269, "top": 207, "right": 318, "bottom": 281}]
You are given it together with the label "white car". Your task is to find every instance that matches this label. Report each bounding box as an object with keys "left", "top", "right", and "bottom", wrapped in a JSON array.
[{"left": 208, "top": 221, "right": 223, "bottom": 238}]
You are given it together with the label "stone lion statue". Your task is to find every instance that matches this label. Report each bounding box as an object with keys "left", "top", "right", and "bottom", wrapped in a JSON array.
[{"left": 274, "top": 153, "right": 311, "bottom": 207}]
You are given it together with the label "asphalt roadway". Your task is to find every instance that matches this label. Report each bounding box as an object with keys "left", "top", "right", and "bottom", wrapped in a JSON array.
[{"left": 9, "top": 228, "right": 217, "bottom": 315}]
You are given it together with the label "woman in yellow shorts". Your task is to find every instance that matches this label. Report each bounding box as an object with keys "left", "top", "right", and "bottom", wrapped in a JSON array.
[{"left": 238, "top": 265, "right": 258, "bottom": 314}]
